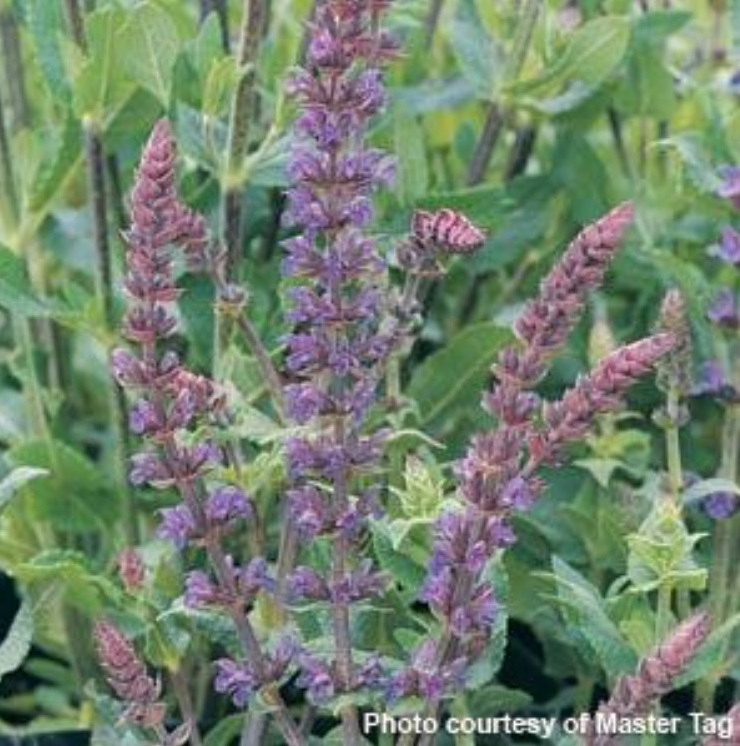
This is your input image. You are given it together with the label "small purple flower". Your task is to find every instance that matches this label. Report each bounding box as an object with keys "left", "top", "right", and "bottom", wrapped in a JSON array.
[
  {"left": 709, "top": 227, "right": 740, "bottom": 265},
  {"left": 184, "top": 571, "right": 221, "bottom": 608},
  {"left": 128, "top": 398, "right": 160, "bottom": 436},
  {"left": 285, "top": 383, "right": 326, "bottom": 424},
  {"left": 288, "top": 485, "right": 329, "bottom": 538},
  {"left": 703, "top": 492, "right": 739, "bottom": 520},
  {"left": 718, "top": 166, "right": 740, "bottom": 211},
  {"left": 157, "top": 504, "right": 197, "bottom": 549},
  {"left": 205, "top": 486, "right": 252, "bottom": 526},
  {"left": 499, "top": 475, "right": 534, "bottom": 511},
  {"left": 693, "top": 360, "right": 728, "bottom": 397},
  {"left": 236, "top": 558, "right": 274, "bottom": 598},
  {"left": 296, "top": 654, "right": 335, "bottom": 704},
  {"left": 707, "top": 289, "right": 740, "bottom": 329},
  {"left": 129, "top": 451, "right": 172, "bottom": 488},
  {"left": 214, "top": 659, "right": 258, "bottom": 708},
  {"left": 288, "top": 566, "right": 330, "bottom": 602}
]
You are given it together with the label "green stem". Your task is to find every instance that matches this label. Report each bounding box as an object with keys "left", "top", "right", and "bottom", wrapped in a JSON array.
[
  {"left": 221, "top": 0, "right": 264, "bottom": 281},
  {"left": 465, "top": 0, "right": 539, "bottom": 186},
  {"left": 664, "top": 388, "right": 683, "bottom": 505},
  {"left": 63, "top": 0, "right": 138, "bottom": 544},
  {"left": 699, "top": 404, "right": 740, "bottom": 711}
]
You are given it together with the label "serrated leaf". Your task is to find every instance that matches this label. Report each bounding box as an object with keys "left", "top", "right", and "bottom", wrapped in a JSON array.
[
  {"left": 6, "top": 439, "right": 118, "bottom": 532},
  {"left": 0, "top": 600, "right": 33, "bottom": 684},
  {"left": 447, "top": 0, "right": 499, "bottom": 99},
  {"left": 120, "top": 2, "right": 182, "bottom": 107},
  {"left": 653, "top": 134, "right": 723, "bottom": 195},
  {"left": 25, "top": 0, "right": 70, "bottom": 101},
  {"left": 72, "top": 6, "right": 133, "bottom": 122},
  {"left": 27, "top": 111, "right": 82, "bottom": 215},
  {"left": 15, "top": 550, "right": 122, "bottom": 616},
  {"left": 0, "top": 467, "right": 49, "bottom": 515},
  {"left": 408, "top": 323, "right": 511, "bottom": 428},
  {"left": 393, "top": 111, "right": 428, "bottom": 206},
  {"left": 547, "top": 556, "right": 638, "bottom": 678},
  {"left": 203, "top": 57, "right": 237, "bottom": 118},
  {"left": 516, "top": 17, "right": 630, "bottom": 94}
]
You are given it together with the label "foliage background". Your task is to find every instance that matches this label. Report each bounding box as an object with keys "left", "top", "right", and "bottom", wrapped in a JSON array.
[{"left": 0, "top": 0, "right": 739, "bottom": 743}]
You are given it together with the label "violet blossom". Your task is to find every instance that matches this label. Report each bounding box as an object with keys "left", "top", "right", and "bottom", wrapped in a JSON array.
[
  {"left": 108, "top": 121, "right": 304, "bottom": 745},
  {"left": 281, "top": 0, "right": 397, "bottom": 724},
  {"left": 399, "top": 205, "right": 676, "bottom": 704}
]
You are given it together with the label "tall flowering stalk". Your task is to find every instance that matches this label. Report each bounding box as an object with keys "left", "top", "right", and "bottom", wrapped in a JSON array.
[
  {"left": 109, "top": 122, "right": 304, "bottom": 746},
  {"left": 280, "top": 0, "right": 397, "bottom": 741},
  {"left": 94, "top": 621, "right": 191, "bottom": 746},
  {"left": 394, "top": 205, "right": 676, "bottom": 745},
  {"left": 585, "top": 612, "right": 709, "bottom": 746}
]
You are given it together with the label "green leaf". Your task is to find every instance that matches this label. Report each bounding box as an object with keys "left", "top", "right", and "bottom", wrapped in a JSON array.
[
  {"left": 193, "top": 12, "right": 225, "bottom": 82},
  {"left": 120, "top": 2, "right": 182, "bottom": 107},
  {"left": 516, "top": 17, "right": 630, "bottom": 93},
  {"left": 466, "top": 684, "right": 532, "bottom": 716},
  {"left": 408, "top": 323, "right": 511, "bottom": 428},
  {"left": 25, "top": 0, "right": 70, "bottom": 101},
  {"left": 27, "top": 111, "right": 82, "bottom": 215},
  {"left": 6, "top": 439, "right": 119, "bottom": 532},
  {"left": 204, "top": 715, "right": 245, "bottom": 746},
  {"left": 447, "top": 0, "right": 499, "bottom": 99},
  {"left": 202, "top": 57, "right": 238, "bottom": 118},
  {"left": 393, "top": 111, "right": 428, "bottom": 206},
  {"left": 546, "top": 556, "right": 638, "bottom": 678},
  {"left": 0, "top": 600, "right": 33, "bottom": 684},
  {"left": 393, "top": 457, "right": 445, "bottom": 520},
  {"left": 15, "top": 550, "right": 122, "bottom": 616},
  {"left": 72, "top": 6, "right": 134, "bottom": 122},
  {"left": 0, "top": 467, "right": 49, "bottom": 515},
  {"left": 653, "top": 134, "right": 722, "bottom": 195},
  {"left": 0, "top": 244, "right": 50, "bottom": 317}
]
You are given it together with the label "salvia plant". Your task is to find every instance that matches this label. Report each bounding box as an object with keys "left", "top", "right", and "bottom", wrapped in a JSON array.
[{"left": 2, "top": 2, "right": 740, "bottom": 746}]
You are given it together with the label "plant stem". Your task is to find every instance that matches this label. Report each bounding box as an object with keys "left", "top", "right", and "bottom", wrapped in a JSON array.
[
  {"left": 466, "top": 102, "right": 504, "bottom": 187},
  {"left": 465, "top": 0, "right": 539, "bottom": 186},
  {"left": 0, "top": 90, "right": 18, "bottom": 233},
  {"left": 170, "top": 669, "right": 204, "bottom": 746},
  {"left": 222, "top": 0, "right": 264, "bottom": 281},
  {"left": 423, "top": 0, "right": 445, "bottom": 46},
  {"left": 664, "top": 389, "right": 683, "bottom": 504},
  {"left": 212, "top": 274, "right": 287, "bottom": 423},
  {"left": 699, "top": 403, "right": 740, "bottom": 711},
  {"left": 0, "top": 6, "right": 29, "bottom": 130},
  {"left": 63, "top": 0, "right": 138, "bottom": 544}
]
